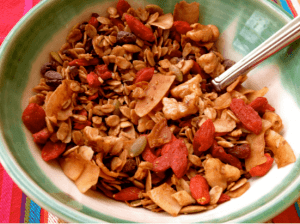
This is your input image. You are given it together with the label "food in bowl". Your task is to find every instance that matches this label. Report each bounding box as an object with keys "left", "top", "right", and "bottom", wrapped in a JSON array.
[{"left": 21, "top": 0, "right": 296, "bottom": 216}]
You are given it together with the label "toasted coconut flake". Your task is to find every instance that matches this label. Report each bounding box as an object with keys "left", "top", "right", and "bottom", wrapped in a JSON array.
[
  {"left": 45, "top": 80, "right": 75, "bottom": 123},
  {"left": 149, "top": 13, "right": 174, "bottom": 30},
  {"left": 245, "top": 119, "right": 272, "bottom": 171},
  {"left": 265, "top": 129, "right": 296, "bottom": 168},
  {"left": 213, "top": 92, "right": 232, "bottom": 110},
  {"left": 148, "top": 183, "right": 182, "bottom": 216},
  {"left": 173, "top": 1, "right": 200, "bottom": 24},
  {"left": 75, "top": 161, "right": 100, "bottom": 193},
  {"left": 246, "top": 87, "right": 269, "bottom": 102},
  {"left": 59, "top": 152, "right": 86, "bottom": 181},
  {"left": 172, "top": 190, "right": 196, "bottom": 206}
]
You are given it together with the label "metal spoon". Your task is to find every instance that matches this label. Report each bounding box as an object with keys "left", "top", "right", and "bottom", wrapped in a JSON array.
[{"left": 212, "top": 16, "right": 300, "bottom": 91}]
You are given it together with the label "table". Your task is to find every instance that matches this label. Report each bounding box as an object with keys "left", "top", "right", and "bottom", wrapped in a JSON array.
[{"left": 0, "top": 0, "right": 299, "bottom": 222}]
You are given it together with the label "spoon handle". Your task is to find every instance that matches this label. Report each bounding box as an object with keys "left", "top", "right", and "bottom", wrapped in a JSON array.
[{"left": 212, "top": 16, "right": 300, "bottom": 91}]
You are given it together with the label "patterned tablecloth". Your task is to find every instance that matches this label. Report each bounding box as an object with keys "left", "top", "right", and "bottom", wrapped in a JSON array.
[{"left": 0, "top": 0, "right": 300, "bottom": 223}]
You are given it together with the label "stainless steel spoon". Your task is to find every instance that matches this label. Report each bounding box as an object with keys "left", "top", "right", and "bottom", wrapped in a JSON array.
[{"left": 212, "top": 16, "right": 300, "bottom": 91}]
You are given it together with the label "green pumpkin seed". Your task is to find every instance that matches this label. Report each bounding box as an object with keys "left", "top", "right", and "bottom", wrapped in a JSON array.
[
  {"left": 130, "top": 135, "right": 147, "bottom": 157},
  {"left": 113, "top": 100, "right": 122, "bottom": 116},
  {"left": 169, "top": 65, "right": 183, "bottom": 82},
  {"left": 50, "top": 51, "right": 63, "bottom": 65}
]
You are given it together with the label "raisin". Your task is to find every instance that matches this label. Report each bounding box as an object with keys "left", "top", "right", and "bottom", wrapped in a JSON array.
[
  {"left": 117, "top": 31, "right": 137, "bottom": 44},
  {"left": 40, "top": 61, "right": 56, "bottom": 75},
  {"left": 44, "top": 70, "right": 62, "bottom": 87},
  {"left": 227, "top": 144, "right": 251, "bottom": 159},
  {"left": 122, "top": 158, "right": 137, "bottom": 173},
  {"left": 223, "top": 59, "right": 235, "bottom": 70},
  {"left": 91, "top": 13, "right": 100, "bottom": 18}
]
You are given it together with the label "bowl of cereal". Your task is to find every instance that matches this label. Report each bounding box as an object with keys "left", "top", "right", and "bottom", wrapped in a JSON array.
[{"left": 0, "top": 0, "right": 299, "bottom": 222}]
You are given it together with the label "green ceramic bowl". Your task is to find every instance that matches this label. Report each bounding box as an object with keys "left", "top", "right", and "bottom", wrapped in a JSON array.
[{"left": 0, "top": 0, "right": 299, "bottom": 222}]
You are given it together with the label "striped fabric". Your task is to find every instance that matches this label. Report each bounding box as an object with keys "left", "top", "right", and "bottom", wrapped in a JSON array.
[{"left": 0, "top": 0, "right": 299, "bottom": 223}]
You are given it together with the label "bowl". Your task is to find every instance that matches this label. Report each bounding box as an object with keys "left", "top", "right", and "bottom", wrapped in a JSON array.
[{"left": 0, "top": 0, "right": 300, "bottom": 222}]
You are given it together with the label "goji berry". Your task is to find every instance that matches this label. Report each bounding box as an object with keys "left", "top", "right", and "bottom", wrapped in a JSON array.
[
  {"left": 193, "top": 119, "right": 215, "bottom": 153},
  {"left": 78, "top": 109, "right": 88, "bottom": 117},
  {"left": 41, "top": 141, "right": 66, "bottom": 162},
  {"left": 141, "top": 135, "right": 158, "bottom": 163},
  {"left": 68, "top": 58, "right": 99, "bottom": 67},
  {"left": 217, "top": 193, "right": 230, "bottom": 204},
  {"left": 173, "top": 21, "right": 192, "bottom": 34},
  {"left": 214, "top": 132, "right": 229, "bottom": 137},
  {"left": 190, "top": 61, "right": 210, "bottom": 79},
  {"left": 170, "top": 139, "right": 188, "bottom": 178},
  {"left": 190, "top": 175, "right": 210, "bottom": 205},
  {"left": 113, "top": 186, "right": 142, "bottom": 201},
  {"left": 134, "top": 67, "right": 155, "bottom": 83},
  {"left": 249, "top": 153, "right": 274, "bottom": 177},
  {"left": 124, "top": 14, "right": 155, "bottom": 42},
  {"left": 22, "top": 103, "right": 46, "bottom": 133},
  {"left": 152, "top": 155, "right": 171, "bottom": 172},
  {"left": 230, "top": 98, "right": 262, "bottom": 135},
  {"left": 116, "top": 0, "right": 131, "bottom": 16},
  {"left": 111, "top": 18, "right": 124, "bottom": 29},
  {"left": 73, "top": 120, "right": 92, "bottom": 130},
  {"left": 88, "top": 92, "right": 98, "bottom": 101},
  {"left": 88, "top": 16, "right": 99, "bottom": 28},
  {"left": 249, "top": 97, "right": 275, "bottom": 113},
  {"left": 211, "top": 141, "right": 242, "bottom": 170},
  {"left": 95, "top": 64, "right": 112, "bottom": 80},
  {"left": 87, "top": 72, "right": 101, "bottom": 88},
  {"left": 227, "top": 144, "right": 251, "bottom": 159},
  {"left": 33, "top": 128, "right": 51, "bottom": 144}
]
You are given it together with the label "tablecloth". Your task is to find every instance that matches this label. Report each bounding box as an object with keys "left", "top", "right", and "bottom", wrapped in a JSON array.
[{"left": 0, "top": 0, "right": 300, "bottom": 223}]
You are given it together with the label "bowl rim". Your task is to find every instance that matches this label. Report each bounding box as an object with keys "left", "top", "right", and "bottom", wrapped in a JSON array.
[{"left": 0, "top": 0, "right": 299, "bottom": 223}]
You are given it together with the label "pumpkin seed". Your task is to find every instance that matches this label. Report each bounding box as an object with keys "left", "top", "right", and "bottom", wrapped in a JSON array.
[
  {"left": 113, "top": 100, "right": 122, "bottom": 116},
  {"left": 169, "top": 65, "right": 183, "bottom": 82},
  {"left": 50, "top": 51, "right": 63, "bottom": 65},
  {"left": 129, "top": 135, "right": 147, "bottom": 157}
]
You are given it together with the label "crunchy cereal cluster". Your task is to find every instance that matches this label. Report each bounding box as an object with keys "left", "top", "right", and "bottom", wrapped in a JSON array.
[{"left": 22, "top": 0, "right": 296, "bottom": 216}]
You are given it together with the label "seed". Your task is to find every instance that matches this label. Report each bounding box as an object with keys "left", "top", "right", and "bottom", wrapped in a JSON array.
[
  {"left": 169, "top": 65, "right": 183, "bottom": 82},
  {"left": 50, "top": 51, "right": 63, "bottom": 65},
  {"left": 129, "top": 135, "right": 147, "bottom": 157}
]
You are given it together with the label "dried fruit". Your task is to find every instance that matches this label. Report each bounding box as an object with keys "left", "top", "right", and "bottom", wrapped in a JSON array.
[
  {"left": 227, "top": 144, "right": 251, "bottom": 159},
  {"left": 193, "top": 119, "right": 215, "bottom": 153},
  {"left": 95, "top": 64, "right": 112, "bottom": 80},
  {"left": 113, "top": 186, "right": 142, "bottom": 201},
  {"left": 211, "top": 141, "right": 242, "bottom": 170},
  {"left": 68, "top": 58, "right": 99, "bottom": 67},
  {"left": 134, "top": 67, "right": 155, "bottom": 84},
  {"left": 44, "top": 70, "right": 62, "bottom": 87},
  {"left": 249, "top": 97, "right": 275, "bottom": 113},
  {"left": 87, "top": 72, "right": 101, "bottom": 88},
  {"left": 190, "top": 175, "right": 210, "bottom": 205},
  {"left": 217, "top": 193, "right": 230, "bottom": 204},
  {"left": 41, "top": 141, "right": 66, "bottom": 161},
  {"left": 117, "top": 31, "right": 137, "bottom": 44},
  {"left": 124, "top": 14, "right": 155, "bottom": 42},
  {"left": 22, "top": 103, "right": 46, "bottom": 133},
  {"left": 173, "top": 21, "right": 192, "bottom": 34},
  {"left": 88, "top": 16, "right": 99, "bottom": 28},
  {"left": 116, "top": 0, "right": 131, "bottom": 16},
  {"left": 230, "top": 98, "right": 262, "bottom": 135},
  {"left": 249, "top": 153, "right": 274, "bottom": 177},
  {"left": 33, "top": 128, "right": 51, "bottom": 144},
  {"left": 73, "top": 120, "right": 92, "bottom": 130}
]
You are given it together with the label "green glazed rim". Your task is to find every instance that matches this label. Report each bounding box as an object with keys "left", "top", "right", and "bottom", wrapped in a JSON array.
[{"left": 0, "top": 0, "right": 299, "bottom": 223}]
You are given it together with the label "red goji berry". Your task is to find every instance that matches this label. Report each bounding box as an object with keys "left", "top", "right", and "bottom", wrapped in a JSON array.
[
  {"left": 170, "top": 139, "right": 188, "bottom": 178},
  {"left": 217, "top": 193, "right": 230, "bottom": 204},
  {"left": 116, "top": 0, "right": 131, "bottom": 16},
  {"left": 87, "top": 72, "right": 101, "bottom": 88},
  {"left": 230, "top": 98, "right": 262, "bottom": 135},
  {"left": 88, "top": 92, "right": 98, "bottom": 101},
  {"left": 88, "top": 17, "right": 99, "bottom": 28},
  {"left": 190, "top": 61, "right": 210, "bottom": 79},
  {"left": 41, "top": 141, "right": 66, "bottom": 162},
  {"left": 152, "top": 155, "right": 171, "bottom": 172},
  {"left": 73, "top": 120, "right": 92, "bottom": 130},
  {"left": 113, "top": 186, "right": 142, "bottom": 201},
  {"left": 111, "top": 18, "right": 124, "bottom": 29},
  {"left": 249, "top": 153, "right": 274, "bottom": 177},
  {"left": 173, "top": 21, "right": 192, "bottom": 34},
  {"left": 214, "top": 132, "right": 229, "bottom": 137},
  {"left": 22, "top": 103, "right": 46, "bottom": 133},
  {"left": 134, "top": 67, "right": 155, "bottom": 84},
  {"left": 249, "top": 97, "right": 275, "bottom": 114},
  {"left": 211, "top": 141, "right": 242, "bottom": 169},
  {"left": 193, "top": 119, "right": 215, "bottom": 153},
  {"left": 33, "top": 128, "right": 51, "bottom": 144},
  {"left": 124, "top": 14, "right": 155, "bottom": 42},
  {"left": 95, "top": 64, "right": 112, "bottom": 80},
  {"left": 227, "top": 144, "right": 251, "bottom": 159},
  {"left": 68, "top": 58, "right": 99, "bottom": 67},
  {"left": 142, "top": 135, "right": 158, "bottom": 163},
  {"left": 78, "top": 109, "right": 88, "bottom": 117},
  {"left": 190, "top": 175, "right": 210, "bottom": 205}
]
